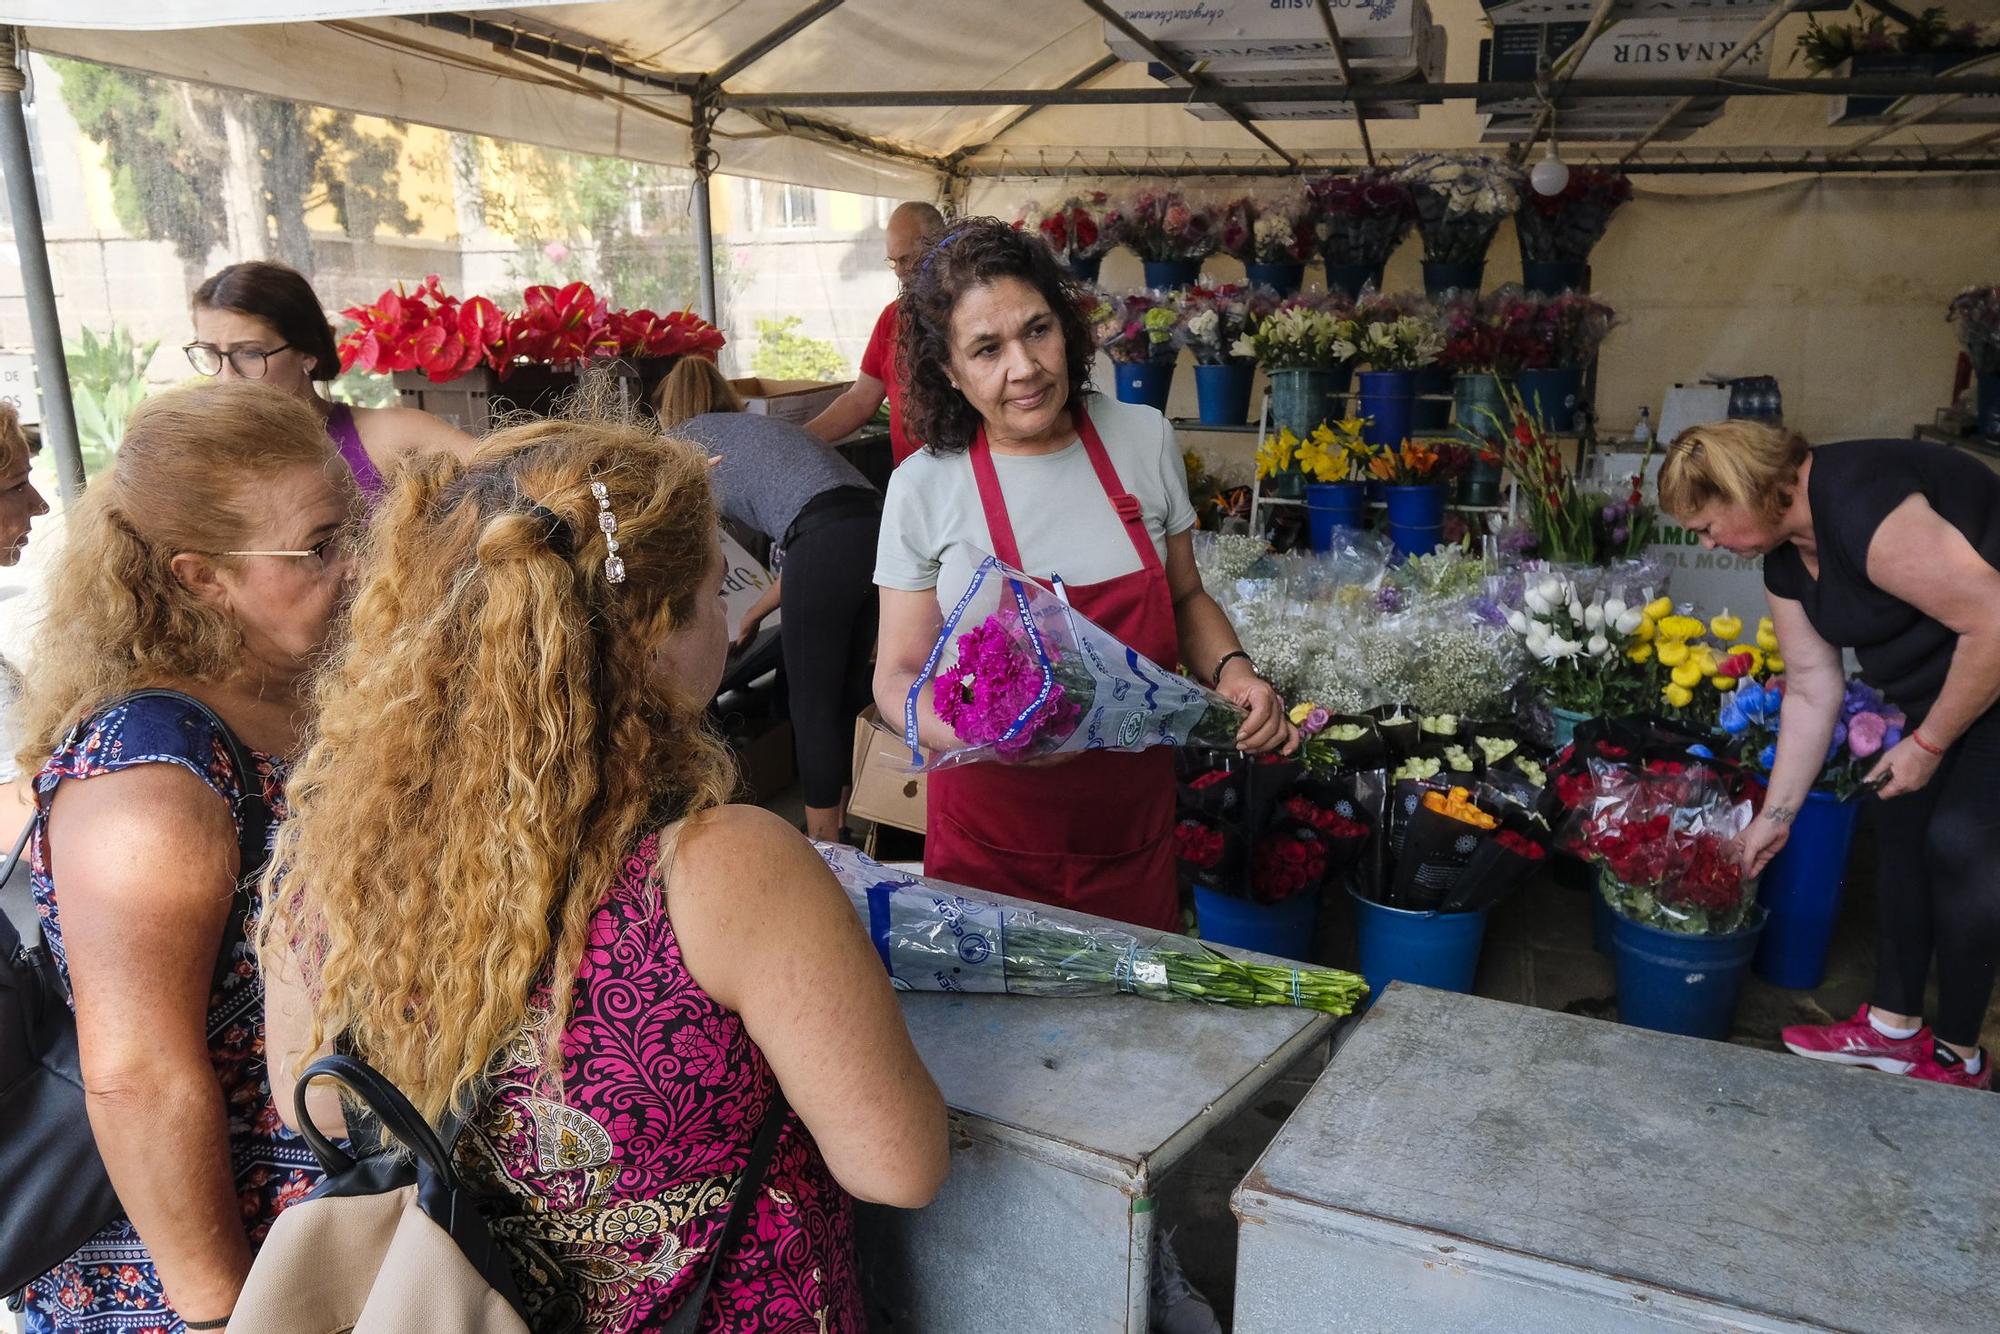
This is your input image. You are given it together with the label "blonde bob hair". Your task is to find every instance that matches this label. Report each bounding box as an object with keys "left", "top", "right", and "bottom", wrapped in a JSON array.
[
  {"left": 16, "top": 381, "right": 345, "bottom": 774},
  {"left": 650, "top": 355, "right": 741, "bottom": 429},
  {"left": 263, "top": 417, "right": 736, "bottom": 1121},
  {"left": 1657, "top": 418, "right": 1810, "bottom": 526}
]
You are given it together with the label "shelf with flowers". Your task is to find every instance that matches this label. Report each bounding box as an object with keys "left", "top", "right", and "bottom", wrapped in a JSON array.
[
  {"left": 1395, "top": 153, "right": 1524, "bottom": 298},
  {"left": 1015, "top": 192, "right": 1114, "bottom": 284},
  {"left": 1092, "top": 289, "right": 1182, "bottom": 412},
  {"left": 1175, "top": 284, "right": 1282, "bottom": 425},
  {"left": 1105, "top": 188, "right": 1219, "bottom": 290},
  {"left": 1948, "top": 283, "right": 2000, "bottom": 439},
  {"left": 1217, "top": 189, "right": 1317, "bottom": 297},
  {"left": 1717, "top": 671, "right": 1906, "bottom": 990},
  {"left": 1306, "top": 170, "right": 1415, "bottom": 300},
  {"left": 1514, "top": 167, "right": 1632, "bottom": 297},
  {"left": 1341, "top": 298, "right": 1445, "bottom": 449},
  {"left": 338, "top": 275, "right": 725, "bottom": 430},
  {"left": 1234, "top": 301, "right": 1357, "bottom": 488}
]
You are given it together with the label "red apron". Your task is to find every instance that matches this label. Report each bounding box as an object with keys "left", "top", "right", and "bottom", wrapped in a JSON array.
[{"left": 923, "top": 406, "right": 1181, "bottom": 932}]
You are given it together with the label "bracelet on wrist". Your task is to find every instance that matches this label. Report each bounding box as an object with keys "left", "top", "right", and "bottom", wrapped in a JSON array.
[
  {"left": 1912, "top": 730, "right": 1946, "bottom": 758},
  {"left": 183, "top": 1318, "right": 231, "bottom": 1331},
  {"left": 1211, "top": 649, "right": 1254, "bottom": 688}
]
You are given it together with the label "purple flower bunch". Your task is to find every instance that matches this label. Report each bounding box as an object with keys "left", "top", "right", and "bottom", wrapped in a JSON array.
[
  {"left": 1726, "top": 675, "right": 1907, "bottom": 799},
  {"left": 933, "top": 608, "right": 1083, "bottom": 757}
]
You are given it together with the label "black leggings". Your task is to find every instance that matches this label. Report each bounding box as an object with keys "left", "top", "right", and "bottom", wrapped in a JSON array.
[
  {"left": 780, "top": 509, "right": 880, "bottom": 810},
  {"left": 1872, "top": 705, "right": 2000, "bottom": 1047}
]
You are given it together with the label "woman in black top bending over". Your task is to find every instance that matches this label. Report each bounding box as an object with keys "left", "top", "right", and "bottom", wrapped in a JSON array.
[{"left": 1660, "top": 421, "right": 2000, "bottom": 1091}]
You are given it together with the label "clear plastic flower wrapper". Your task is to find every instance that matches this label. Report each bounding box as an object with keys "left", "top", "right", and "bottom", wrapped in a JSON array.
[
  {"left": 905, "top": 554, "right": 1245, "bottom": 771},
  {"left": 1557, "top": 754, "right": 1761, "bottom": 934},
  {"left": 815, "top": 842, "right": 1368, "bottom": 1015}
]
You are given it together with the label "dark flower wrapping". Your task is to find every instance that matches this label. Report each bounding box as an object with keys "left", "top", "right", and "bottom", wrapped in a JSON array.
[
  {"left": 1515, "top": 168, "right": 1634, "bottom": 264},
  {"left": 1306, "top": 171, "right": 1416, "bottom": 269}
]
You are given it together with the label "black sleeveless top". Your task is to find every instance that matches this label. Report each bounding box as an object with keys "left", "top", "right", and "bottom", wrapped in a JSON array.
[{"left": 1763, "top": 439, "right": 2000, "bottom": 719}]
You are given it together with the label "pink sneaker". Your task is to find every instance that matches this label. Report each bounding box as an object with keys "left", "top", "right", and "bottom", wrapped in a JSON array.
[
  {"left": 1910, "top": 1046, "right": 1994, "bottom": 1091},
  {"left": 1782, "top": 1006, "right": 1931, "bottom": 1075}
]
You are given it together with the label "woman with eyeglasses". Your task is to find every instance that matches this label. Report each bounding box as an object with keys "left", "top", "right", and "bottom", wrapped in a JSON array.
[
  {"left": 12, "top": 381, "right": 358, "bottom": 1333},
  {"left": 188, "top": 261, "right": 474, "bottom": 502}
]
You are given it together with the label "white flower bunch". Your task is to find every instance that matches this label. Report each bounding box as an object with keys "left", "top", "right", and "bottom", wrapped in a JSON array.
[
  {"left": 1253, "top": 213, "right": 1297, "bottom": 263},
  {"left": 1395, "top": 153, "right": 1523, "bottom": 220},
  {"left": 1336, "top": 316, "right": 1443, "bottom": 372},
  {"left": 1233, "top": 305, "right": 1351, "bottom": 370}
]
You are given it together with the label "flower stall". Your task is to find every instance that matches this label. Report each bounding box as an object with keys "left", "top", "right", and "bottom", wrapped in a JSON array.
[
  {"left": 1216, "top": 190, "right": 1317, "bottom": 296},
  {"left": 1394, "top": 153, "right": 1525, "bottom": 298},
  {"left": 1174, "top": 284, "right": 1281, "bottom": 425},
  {"left": 1105, "top": 187, "right": 1219, "bottom": 290},
  {"left": 1016, "top": 192, "right": 1115, "bottom": 284},
  {"left": 1092, "top": 288, "right": 1182, "bottom": 411}
]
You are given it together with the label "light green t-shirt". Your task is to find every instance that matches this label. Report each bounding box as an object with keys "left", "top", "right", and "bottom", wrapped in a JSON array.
[{"left": 873, "top": 393, "right": 1198, "bottom": 610}]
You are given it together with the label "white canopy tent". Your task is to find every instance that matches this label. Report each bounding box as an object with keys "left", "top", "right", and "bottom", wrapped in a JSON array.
[{"left": 5, "top": 1, "right": 2000, "bottom": 483}]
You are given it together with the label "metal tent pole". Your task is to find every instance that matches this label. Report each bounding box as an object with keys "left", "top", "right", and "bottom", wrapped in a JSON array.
[
  {"left": 691, "top": 98, "right": 719, "bottom": 326},
  {"left": 0, "top": 30, "right": 79, "bottom": 500}
]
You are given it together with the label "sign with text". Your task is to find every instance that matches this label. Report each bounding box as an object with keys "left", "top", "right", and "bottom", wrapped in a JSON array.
[
  {"left": 1646, "top": 523, "right": 1767, "bottom": 621},
  {"left": 0, "top": 354, "right": 41, "bottom": 426},
  {"left": 721, "top": 529, "right": 777, "bottom": 642}
]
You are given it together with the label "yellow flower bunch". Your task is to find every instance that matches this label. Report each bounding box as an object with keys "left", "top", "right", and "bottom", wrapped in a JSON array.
[
  {"left": 1294, "top": 419, "right": 1376, "bottom": 484},
  {"left": 1649, "top": 602, "right": 1769, "bottom": 711},
  {"left": 1256, "top": 428, "right": 1299, "bottom": 481}
]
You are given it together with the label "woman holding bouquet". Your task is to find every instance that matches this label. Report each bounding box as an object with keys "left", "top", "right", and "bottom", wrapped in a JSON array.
[
  {"left": 1660, "top": 423, "right": 2000, "bottom": 1090},
  {"left": 873, "top": 218, "right": 1293, "bottom": 935}
]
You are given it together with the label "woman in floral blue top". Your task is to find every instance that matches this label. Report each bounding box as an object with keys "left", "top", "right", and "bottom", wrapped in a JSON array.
[{"left": 13, "top": 381, "right": 357, "bottom": 1333}]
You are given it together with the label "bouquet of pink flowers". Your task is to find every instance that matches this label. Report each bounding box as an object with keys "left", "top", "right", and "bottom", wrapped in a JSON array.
[
  {"left": 1217, "top": 193, "right": 1315, "bottom": 264},
  {"left": 1093, "top": 290, "right": 1181, "bottom": 365},
  {"left": 1106, "top": 188, "right": 1220, "bottom": 263},
  {"left": 908, "top": 556, "right": 1245, "bottom": 770}
]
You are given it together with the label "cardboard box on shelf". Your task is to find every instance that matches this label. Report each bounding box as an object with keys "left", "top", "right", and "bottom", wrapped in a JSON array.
[
  {"left": 729, "top": 377, "right": 852, "bottom": 426},
  {"left": 849, "top": 707, "right": 926, "bottom": 835}
]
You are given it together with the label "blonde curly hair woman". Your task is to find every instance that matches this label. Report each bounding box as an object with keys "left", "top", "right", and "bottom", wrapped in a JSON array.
[{"left": 262, "top": 418, "right": 946, "bottom": 1333}]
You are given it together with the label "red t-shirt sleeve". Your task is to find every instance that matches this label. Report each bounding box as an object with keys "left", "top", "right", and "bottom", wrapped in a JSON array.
[{"left": 860, "top": 298, "right": 917, "bottom": 465}]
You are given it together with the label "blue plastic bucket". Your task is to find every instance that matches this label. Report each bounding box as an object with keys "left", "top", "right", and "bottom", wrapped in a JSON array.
[
  {"left": 1411, "top": 366, "right": 1453, "bottom": 432},
  {"left": 1519, "top": 367, "right": 1585, "bottom": 434},
  {"left": 1611, "top": 908, "right": 1766, "bottom": 1040},
  {"left": 1522, "top": 258, "right": 1589, "bottom": 296},
  {"left": 1358, "top": 370, "right": 1415, "bottom": 448},
  {"left": 1195, "top": 885, "right": 1317, "bottom": 961},
  {"left": 1322, "top": 260, "right": 1383, "bottom": 300},
  {"left": 1550, "top": 707, "right": 1591, "bottom": 751},
  {"left": 1114, "top": 360, "right": 1175, "bottom": 412},
  {"left": 1245, "top": 261, "right": 1305, "bottom": 296},
  {"left": 1066, "top": 254, "right": 1103, "bottom": 285},
  {"left": 1350, "top": 887, "right": 1489, "bottom": 1000},
  {"left": 1306, "top": 481, "right": 1366, "bottom": 552},
  {"left": 1143, "top": 259, "right": 1202, "bottom": 290},
  {"left": 1194, "top": 362, "right": 1256, "bottom": 425},
  {"left": 1978, "top": 373, "right": 2000, "bottom": 440},
  {"left": 1421, "top": 259, "right": 1485, "bottom": 298},
  {"left": 1590, "top": 881, "right": 1615, "bottom": 953},
  {"left": 1752, "top": 791, "right": 1862, "bottom": 990},
  {"left": 1383, "top": 483, "right": 1447, "bottom": 560}
]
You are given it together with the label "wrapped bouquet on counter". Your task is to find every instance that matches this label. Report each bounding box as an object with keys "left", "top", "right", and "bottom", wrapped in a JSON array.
[
  {"left": 815, "top": 842, "right": 1369, "bottom": 1015},
  {"left": 903, "top": 554, "right": 1245, "bottom": 771}
]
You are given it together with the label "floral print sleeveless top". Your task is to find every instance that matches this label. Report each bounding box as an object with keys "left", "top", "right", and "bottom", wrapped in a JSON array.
[
  {"left": 19, "top": 695, "right": 322, "bottom": 1334},
  {"left": 456, "top": 830, "right": 864, "bottom": 1332}
]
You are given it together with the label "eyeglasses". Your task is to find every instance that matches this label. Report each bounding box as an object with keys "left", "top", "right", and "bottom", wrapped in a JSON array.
[
  {"left": 185, "top": 342, "right": 295, "bottom": 379},
  {"left": 221, "top": 530, "right": 351, "bottom": 573}
]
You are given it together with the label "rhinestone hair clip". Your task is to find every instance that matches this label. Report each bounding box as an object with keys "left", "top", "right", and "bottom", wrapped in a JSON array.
[{"left": 590, "top": 480, "right": 626, "bottom": 584}]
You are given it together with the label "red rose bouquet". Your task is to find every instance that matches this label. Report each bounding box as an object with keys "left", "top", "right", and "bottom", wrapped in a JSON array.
[{"left": 1560, "top": 756, "right": 1759, "bottom": 934}]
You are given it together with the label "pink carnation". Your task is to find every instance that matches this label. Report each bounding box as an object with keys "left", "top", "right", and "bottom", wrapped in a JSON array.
[{"left": 1847, "top": 711, "right": 1887, "bottom": 759}]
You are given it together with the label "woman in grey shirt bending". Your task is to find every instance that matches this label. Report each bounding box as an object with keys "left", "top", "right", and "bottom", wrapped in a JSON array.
[{"left": 657, "top": 359, "right": 881, "bottom": 843}]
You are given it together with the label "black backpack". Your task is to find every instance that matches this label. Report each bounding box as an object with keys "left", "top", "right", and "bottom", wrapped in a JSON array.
[{"left": 0, "top": 690, "right": 270, "bottom": 1295}]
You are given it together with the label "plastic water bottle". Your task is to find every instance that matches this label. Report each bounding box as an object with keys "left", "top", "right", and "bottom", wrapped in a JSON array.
[{"left": 1632, "top": 406, "right": 1652, "bottom": 445}]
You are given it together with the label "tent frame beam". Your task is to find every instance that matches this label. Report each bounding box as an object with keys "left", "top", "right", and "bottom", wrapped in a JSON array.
[
  {"left": 1620, "top": 0, "right": 1811, "bottom": 162},
  {"left": 717, "top": 73, "right": 2000, "bottom": 107},
  {"left": 971, "top": 152, "right": 2000, "bottom": 177},
  {"left": 1313, "top": 0, "right": 1375, "bottom": 167},
  {"left": 1076, "top": 0, "right": 1300, "bottom": 168},
  {"left": 701, "top": 0, "right": 845, "bottom": 92}
]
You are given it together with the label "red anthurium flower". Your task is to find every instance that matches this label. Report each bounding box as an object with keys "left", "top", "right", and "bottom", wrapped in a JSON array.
[{"left": 1718, "top": 651, "right": 1755, "bottom": 679}]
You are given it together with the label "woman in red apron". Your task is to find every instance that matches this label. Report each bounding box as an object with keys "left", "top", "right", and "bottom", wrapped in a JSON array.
[{"left": 872, "top": 219, "right": 1294, "bottom": 932}]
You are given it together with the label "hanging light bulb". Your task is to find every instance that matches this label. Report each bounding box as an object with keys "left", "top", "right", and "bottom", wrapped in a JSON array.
[{"left": 1531, "top": 142, "right": 1571, "bottom": 196}]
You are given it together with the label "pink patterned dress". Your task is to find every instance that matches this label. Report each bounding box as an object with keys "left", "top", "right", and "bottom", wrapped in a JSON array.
[{"left": 455, "top": 831, "right": 864, "bottom": 1333}]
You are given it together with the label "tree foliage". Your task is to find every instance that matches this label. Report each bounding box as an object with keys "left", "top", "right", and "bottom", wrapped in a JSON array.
[
  {"left": 51, "top": 58, "right": 420, "bottom": 276},
  {"left": 750, "top": 316, "right": 848, "bottom": 382}
]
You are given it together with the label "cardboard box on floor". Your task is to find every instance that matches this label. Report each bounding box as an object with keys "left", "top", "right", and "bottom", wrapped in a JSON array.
[
  {"left": 729, "top": 377, "right": 851, "bottom": 427},
  {"left": 850, "top": 706, "right": 926, "bottom": 834}
]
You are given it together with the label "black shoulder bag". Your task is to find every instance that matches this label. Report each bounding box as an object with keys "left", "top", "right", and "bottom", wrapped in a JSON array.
[{"left": 0, "top": 689, "right": 271, "bottom": 1295}]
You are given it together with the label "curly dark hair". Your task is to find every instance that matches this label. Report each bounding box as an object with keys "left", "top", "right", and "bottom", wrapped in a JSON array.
[{"left": 896, "top": 217, "right": 1096, "bottom": 455}]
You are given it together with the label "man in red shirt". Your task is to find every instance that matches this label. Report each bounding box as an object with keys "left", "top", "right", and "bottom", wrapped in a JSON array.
[{"left": 806, "top": 200, "right": 944, "bottom": 465}]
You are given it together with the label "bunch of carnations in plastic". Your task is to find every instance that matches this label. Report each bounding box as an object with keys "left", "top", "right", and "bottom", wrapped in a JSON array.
[{"left": 908, "top": 556, "right": 1245, "bottom": 771}]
